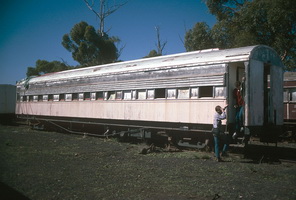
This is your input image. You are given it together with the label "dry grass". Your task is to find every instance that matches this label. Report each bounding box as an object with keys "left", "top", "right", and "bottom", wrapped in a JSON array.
[{"left": 1, "top": 124, "right": 296, "bottom": 199}]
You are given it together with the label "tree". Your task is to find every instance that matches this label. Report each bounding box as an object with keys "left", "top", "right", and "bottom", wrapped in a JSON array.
[
  {"left": 144, "top": 26, "right": 167, "bottom": 58},
  {"left": 26, "top": 60, "right": 70, "bottom": 77},
  {"left": 83, "top": 0, "right": 126, "bottom": 59},
  {"left": 236, "top": 0, "right": 296, "bottom": 70},
  {"left": 62, "top": 21, "right": 118, "bottom": 66},
  {"left": 143, "top": 50, "right": 161, "bottom": 58},
  {"left": 205, "top": 0, "right": 247, "bottom": 21},
  {"left": 155, "top": 26, "right": 167, "bottom": 55},
  {"left": 83, "top": 0, "right": 127, "bottom": 37},
  {"left": 187, "top": 0, "right": 296, "bottom": 70},
  {"left": 184, "top": 22, "right": 214, "bottom": 51}
]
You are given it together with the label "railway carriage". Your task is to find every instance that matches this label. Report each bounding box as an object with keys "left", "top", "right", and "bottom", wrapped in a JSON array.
[
  {"left": 283, "top": 72, "right": 296, "bottom": 122},
  {"left": 283, "top": 72, "right": 296, "bottom": 139},
  {"left": 16, "top": 45, "right": 284, "bottom": 145},
  {"left": 0, "top": 84, "right": 16, "bottom": 124}
]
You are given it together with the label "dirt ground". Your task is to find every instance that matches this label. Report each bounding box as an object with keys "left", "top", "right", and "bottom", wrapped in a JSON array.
[{"left": 0, "top": 123, "right": 296, "bottom": 200}]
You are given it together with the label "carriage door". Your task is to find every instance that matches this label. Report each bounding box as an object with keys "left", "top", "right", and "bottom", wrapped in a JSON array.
[
  {"left": 263, "top": 63, "right": 283, "bottom": 142},
  {"left": 246, "top": 59, "right": 264, "bottom": 127},
  {"left": 247, "top": 61, "right": 272, "bottom": 126}
]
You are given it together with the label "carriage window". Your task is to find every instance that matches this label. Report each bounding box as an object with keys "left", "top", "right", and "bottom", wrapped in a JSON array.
[
  {"left": 91, "top": 92, "right": 96, "bottom": 100},
  {"left": 66, "top": 94, "right": 72, "bottom": 101},
  {"left": 53, "top": 94, "right": 60, "bottom": 101},
  {"left": 147, "top": 89, "right": 155, "bottom": 99},
  {"left": 79, "top": 93, "right": 84, "bottom": 101},
  {"left": 16, "top": 93, "right": 20, "bottom": 102},
  {"left": 138, "top": 90, "right": 146, "bottom": 100},
  {"left": 191, "top": 88, "right": 199, "bottom": 98},
  {"left": 155, "top": 88, "right": 165, "bottom": 99},
  {"left": 178, "top": 88, "right": 190, "bottom": 99},
  {"left": 108, "top": 91, "right": 116, "bottom": 100},
  {"left": 43, "top": 95, "right": 48, "bottom": 101},
  {"left": 214, "top": 87, "right": 225, "bottom": 98},
  {"left": 123, "top": 90, "right": 132, "bottom": 100},
  {"left": 96, "top": 92, "right": 103, "bottom": 100},
  {"left": 116, "top": 91, "right": 122, "bottom": 100},
  {"left": 132, "top": 90, "right": 137, "bottom": 100},
  {"left": 60, "top": 94, "right": 65, "bottom": 101},
  {"left": 84, "top": 92, "right": 91, "bottom": 100},
  {"left": 199, "top": 86, "right": 213, "bottom": 98},
  {"left": 49, "top": 95, "right": 54, "bottom": 101},
  {"left": 104, "top": 92, "right": 108, "bottom": 100},
  {"left": 167, "top": 89, "right": 176, "bottom": 99},
  {"left": 72, "top": 93, "right": 78, "bottom": 101},
  {"left": 33, "top": 96, "right": 38, "bottom": 102}
]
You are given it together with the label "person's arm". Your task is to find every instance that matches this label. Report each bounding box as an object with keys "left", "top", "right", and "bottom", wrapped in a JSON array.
[{"left": 216, "top": 111, "right": 226, "bottom": 120}]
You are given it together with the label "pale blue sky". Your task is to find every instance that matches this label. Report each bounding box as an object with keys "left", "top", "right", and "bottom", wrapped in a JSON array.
[{"left": 0, "top": 0, "right": 216, "bottom": 84}]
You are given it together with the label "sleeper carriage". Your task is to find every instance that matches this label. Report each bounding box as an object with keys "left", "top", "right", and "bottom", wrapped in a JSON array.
[{"left": 16, "top": 45, "right": 284, "bottom": 147}]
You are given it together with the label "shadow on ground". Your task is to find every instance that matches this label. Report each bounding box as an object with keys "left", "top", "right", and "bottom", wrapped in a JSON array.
[
  {"left": 0, "top": 182, "right": 30, "bottom": 200},
  {"left": 229, "top": 143, "right": 296, "bottom": 164}
]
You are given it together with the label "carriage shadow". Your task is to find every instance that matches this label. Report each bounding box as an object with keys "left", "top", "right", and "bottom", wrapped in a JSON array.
[{"left": 230, "top": 143, "right": 296, "bottom": 164}]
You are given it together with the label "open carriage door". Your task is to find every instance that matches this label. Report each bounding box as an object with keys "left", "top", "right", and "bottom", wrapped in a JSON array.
[
  {"left": 246, "top": 56, "right": 283, "bottom": 142},
  {"left": 267, "top": 62, "right": 284, "bottom": 141},
  {"left": 245, "top": 59, "right": 264, "bottom": 129}
]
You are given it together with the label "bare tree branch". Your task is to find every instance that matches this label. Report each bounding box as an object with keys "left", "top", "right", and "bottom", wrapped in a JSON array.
[
  {"left": 117, "top": 43, "right": 126, "bottom": 60},
  {"left": 178, "top": 20, "right": 187, "bottom": 47},
  {"left": 59, "top": 57, "right": 70, "bottom": 67},
  {"left": 281, "top": 50, "right": 287, "bottom": 61},
  {"left": 155, "top": 26, "right": 167, "bottom": 55},
  {"left": 83, "top": 0, "right": 127, "bottom": 36}
]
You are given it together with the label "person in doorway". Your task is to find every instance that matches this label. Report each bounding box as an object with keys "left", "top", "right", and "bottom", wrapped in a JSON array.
[
  {"left": 212, "top": 105, "right": 229, "bottom": 162},
  {"left": 233, "top": 81, "right": 245, "bottom": 139}
]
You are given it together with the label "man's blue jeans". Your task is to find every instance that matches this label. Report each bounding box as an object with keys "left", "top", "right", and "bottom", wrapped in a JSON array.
[
  {"left": 235, "top": 106, "right": 244, "bottom": 133},
  {"left": 214, "top": 135, "right": 229, "bottom": 158}
]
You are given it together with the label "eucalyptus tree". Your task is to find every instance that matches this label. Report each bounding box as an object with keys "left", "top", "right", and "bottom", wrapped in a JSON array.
[
  {"left": 26, "top": 60, "right": 70, "bottom": 77},
  {"left": 186, "top": 0, "right": 296, "bottom": 70},
  {"left": 82, "top": 0, "right": 127, "bottom": 61},
  {"left": 184, "top": 22, "right": 214, "bottom": 51},
  {"left": 62, "top": 21, "right": 118, "bottom": 66},
  {"left": 83, "top": 0, "right": 127, "bottom": 37}
]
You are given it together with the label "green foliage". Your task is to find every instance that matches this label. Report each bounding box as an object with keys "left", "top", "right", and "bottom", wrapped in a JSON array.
[
  {"left": 143, "top": 50, "right": 161, "bottom": 58},
  {"left": 187, "top": 0, "right": 296, "bottom": 71},
  {"left": 62, "top": 21, "right": 118, "bottom": 66},
  {"left": 205, "top": 0, "right": 248, "bottom": 21},
  {"left": 26, "top": 60, "right": 70, "bottom": 77},
  {"left": 184, "top": 22, "right": 214, "bottom": 51}
]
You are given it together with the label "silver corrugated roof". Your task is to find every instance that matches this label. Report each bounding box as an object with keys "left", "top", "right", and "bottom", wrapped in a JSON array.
[{"left": 19, "top": 45, "right": 281, "bottom": 84}]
